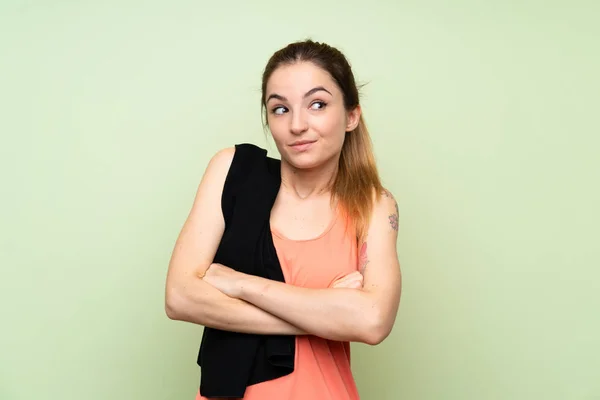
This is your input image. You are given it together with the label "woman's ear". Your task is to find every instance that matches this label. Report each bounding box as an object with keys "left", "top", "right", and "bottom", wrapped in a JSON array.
[{"left": 346, "top": 105, "right": 362, "bottom": 132}]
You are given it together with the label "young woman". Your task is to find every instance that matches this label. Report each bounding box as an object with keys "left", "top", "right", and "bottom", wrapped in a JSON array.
[{"left": 165, "top": 39, "right": 402, "bottom": 400}]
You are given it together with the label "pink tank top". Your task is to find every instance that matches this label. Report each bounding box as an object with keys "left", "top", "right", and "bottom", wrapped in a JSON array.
[{"left": 197, "top": 207, "right": 361, "bottom": 400}]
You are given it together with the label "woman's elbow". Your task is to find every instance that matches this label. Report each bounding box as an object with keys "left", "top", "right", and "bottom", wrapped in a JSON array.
[
  {"left": 164, "top": 287, "right": 187, "bottom": 321},
  {"left": 164, "top": 282, "right": 213, "bottom": 324},
  {"left": 361, "top": 309, "right": 394, "bottom": 345},
  {"left": 165, "top": 300, "right": 179, "bottom": 320},
  {"left": 362, "top": 327, "right": 391, "bottom": 346}
]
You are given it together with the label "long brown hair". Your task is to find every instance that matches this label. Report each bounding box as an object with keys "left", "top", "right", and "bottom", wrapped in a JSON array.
[{"left": 261, "top": 39, "right": 383, "bottom": 241}]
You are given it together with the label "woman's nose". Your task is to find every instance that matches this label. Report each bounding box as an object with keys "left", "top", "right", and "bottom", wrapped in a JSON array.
[{"left": 290, "top": 110, "right": 308, "bottom": 134}]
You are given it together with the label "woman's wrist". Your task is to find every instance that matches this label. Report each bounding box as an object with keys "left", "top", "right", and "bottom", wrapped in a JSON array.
[{"left": 237, "top": 274, "right": 263, "bottom": 301}]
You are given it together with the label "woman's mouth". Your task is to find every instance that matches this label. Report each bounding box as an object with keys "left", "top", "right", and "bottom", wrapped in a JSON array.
[{"left": 290, "top": 140, "right": 316, "bottom": 152}]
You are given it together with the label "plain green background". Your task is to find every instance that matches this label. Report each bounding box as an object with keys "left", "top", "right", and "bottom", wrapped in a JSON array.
[{"left": 1, "top": 1, "right": 598, "bottom": 399}]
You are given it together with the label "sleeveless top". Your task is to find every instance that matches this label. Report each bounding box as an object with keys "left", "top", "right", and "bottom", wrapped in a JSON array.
[
  {"left": 198, "top": 198, "right": 361, "bottom": 400},
  {"left": 197, "top": 144, "right": 361, "bottom": 399}
]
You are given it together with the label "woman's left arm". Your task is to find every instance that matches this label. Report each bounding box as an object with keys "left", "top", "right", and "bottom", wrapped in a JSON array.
[{"left": 204, "top": 189, "right": 402, "bottom": 345}]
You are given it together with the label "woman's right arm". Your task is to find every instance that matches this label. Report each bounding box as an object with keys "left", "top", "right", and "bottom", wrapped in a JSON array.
[{"left": 164, "top": 147, "right": 305, "bottom": 335}]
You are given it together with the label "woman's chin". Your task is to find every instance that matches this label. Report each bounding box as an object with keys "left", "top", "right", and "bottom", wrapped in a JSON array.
[{"left": 285, "top": 154, "right": 322, "bottom": 170}]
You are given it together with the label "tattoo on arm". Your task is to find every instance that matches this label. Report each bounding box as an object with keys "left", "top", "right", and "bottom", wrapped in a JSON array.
[
  {"left": 358, "top": 190, "right": 397, "bottom": 273},
  {"left": 389, "top": 214, "right": 399, "bottom": 231},
  {"left": 382, "top": 189, "right": 399, "bottom": 231},
  {"left": 359, "top": 241, "right": 369, "bottom": 273}
]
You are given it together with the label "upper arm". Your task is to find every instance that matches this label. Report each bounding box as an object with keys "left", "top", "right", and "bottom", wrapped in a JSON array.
[
  {"left": 360, "top": 188, "right": 402, "bottom": 335},
  {"left": 165, "top": 147, "right": 235, "bottom": 302}
]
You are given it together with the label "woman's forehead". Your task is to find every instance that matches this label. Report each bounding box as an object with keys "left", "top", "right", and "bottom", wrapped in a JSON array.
[{"left": 266, "top": 62, "right": 338, "bottom": 97}]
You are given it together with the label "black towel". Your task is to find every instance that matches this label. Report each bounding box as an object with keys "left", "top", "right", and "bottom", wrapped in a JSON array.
[{"left": 196, "top": 143, "right": 295, "bottom": 398}]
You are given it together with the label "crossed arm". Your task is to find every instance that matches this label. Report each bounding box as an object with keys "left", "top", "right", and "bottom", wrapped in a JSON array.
[{"left": 164, "top": 148, "right": 402, "bottom": 345}]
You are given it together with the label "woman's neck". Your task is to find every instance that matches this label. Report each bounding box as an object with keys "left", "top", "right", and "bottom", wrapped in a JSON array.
[{"left": 280, "top": 158, "right": 338, "bottom": 200}]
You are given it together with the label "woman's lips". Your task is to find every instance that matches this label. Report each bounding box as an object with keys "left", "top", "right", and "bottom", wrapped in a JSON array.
[{"left": 290, "top": 140, "right": 315, "bottom": 152}]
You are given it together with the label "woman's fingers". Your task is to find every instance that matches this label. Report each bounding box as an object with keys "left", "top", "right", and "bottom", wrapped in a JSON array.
[
  {"left": 345, "top": 280, "right": 363, "bottom": 289},
  {"left": 335, "top": 271, "right": 362, "bottom": 283},
  {"left": 332, "top": 271, "right": 364, "bottom": 288}
]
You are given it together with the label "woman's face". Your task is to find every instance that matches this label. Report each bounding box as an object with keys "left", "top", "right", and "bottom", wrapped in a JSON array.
[{"left": 265, "top": 62, "right": 360, "bottom": 170}]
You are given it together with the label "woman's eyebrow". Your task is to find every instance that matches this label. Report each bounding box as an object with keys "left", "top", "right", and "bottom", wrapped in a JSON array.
[
  {"left": 266, "top": 86, "right": 333, "bottom": 103},
  {"left": 304, "top": 86, "right": 332, "bottom": 98}
]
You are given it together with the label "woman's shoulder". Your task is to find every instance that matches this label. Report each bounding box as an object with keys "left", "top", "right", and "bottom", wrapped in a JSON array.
[
  {"left": 205, "top": 143, "right": 278, "bottom": 196},
  {"left": 208, "top": 143, "right": 271, "bottom": 166},
  {"left": 205, "top": 143, "right": 279, "bottom": 224},
  {"left": 205, "top": 143, "right": 268, "bottom": 170}
]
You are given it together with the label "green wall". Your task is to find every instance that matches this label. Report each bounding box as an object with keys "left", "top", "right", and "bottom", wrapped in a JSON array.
[{"left": 1, "top": 1, "right": 598, "bottom": 399}]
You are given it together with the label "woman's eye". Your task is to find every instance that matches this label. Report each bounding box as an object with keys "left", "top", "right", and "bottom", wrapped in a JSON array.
[
  {"left": 272, "top": 106, "right": 287, "bottom": 115},
  {"left": 310, "top": 101, "right": 326, "bottom": 110}
]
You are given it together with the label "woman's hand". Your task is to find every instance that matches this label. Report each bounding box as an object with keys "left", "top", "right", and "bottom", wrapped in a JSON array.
[
  {"left": 331, "top": 271, "right": 364, "bottom": 289},
  {"left": 202, "top": 263, "right": 247, "bottom": 298}
]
